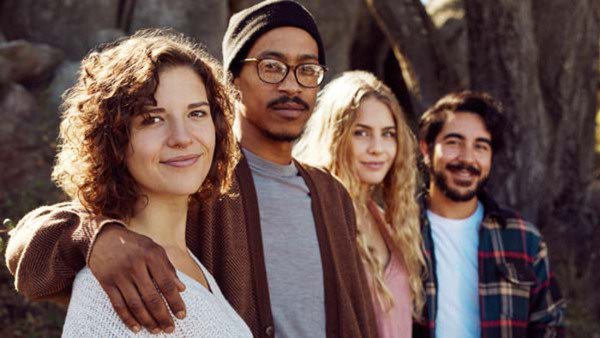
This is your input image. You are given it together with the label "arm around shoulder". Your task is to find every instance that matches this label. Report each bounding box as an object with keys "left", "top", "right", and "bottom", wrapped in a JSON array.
[{"left": 5, "top": 201, "right": 124, "bottom": 301}]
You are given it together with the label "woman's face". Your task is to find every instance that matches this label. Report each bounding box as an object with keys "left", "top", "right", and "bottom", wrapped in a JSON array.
[
  {"left": 349, "top": 97, "right": 397, "bottom": 186},
  {"left": 126, "top": 65, "right": 215, "bottom": 199}
]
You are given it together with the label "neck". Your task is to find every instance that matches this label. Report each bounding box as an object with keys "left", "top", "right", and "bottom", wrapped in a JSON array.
[
  {"left": 355, "top": 184, "right": 376, "bottom": 229},
  {"left": 234, "top": 114, "right": 293, "bottom": 165},
  {"left": 428, "top": 184, "right": 478, "bottom": 219},
  {"left": 127, "top": 194, "right": 189, "bottom": 250}
]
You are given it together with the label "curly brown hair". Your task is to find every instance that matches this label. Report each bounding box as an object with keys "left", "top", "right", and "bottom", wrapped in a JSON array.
[{"left": 53, "top": 28, "right": 240, "bottom": 219}]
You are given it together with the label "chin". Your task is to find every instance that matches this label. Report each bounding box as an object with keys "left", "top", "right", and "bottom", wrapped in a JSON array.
[{"left": 358, "top": 175, "right": 385, "bottom": 186}]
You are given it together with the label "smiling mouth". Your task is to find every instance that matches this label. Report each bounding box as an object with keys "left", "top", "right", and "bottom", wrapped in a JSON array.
[
  {"left": 160, "top": 154, "right": 201, "bottom": 168},
  {"left": 361, "top": 161, "right": 386, "bottom": 170}
]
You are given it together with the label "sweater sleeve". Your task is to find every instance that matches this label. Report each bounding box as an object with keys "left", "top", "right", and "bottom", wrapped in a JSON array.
[{"left": 5, "top": 201, "right": 124, "bottom": 300}]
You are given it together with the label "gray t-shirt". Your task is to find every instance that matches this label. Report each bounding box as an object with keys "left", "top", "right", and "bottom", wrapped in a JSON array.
[{"left": 243, "top": 149, "right": 326, "bottom": 338}]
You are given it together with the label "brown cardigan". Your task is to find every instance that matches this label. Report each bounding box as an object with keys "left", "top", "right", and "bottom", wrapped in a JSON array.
[{"left": 6, "top": 155, "right": 378, "bottom": 338}]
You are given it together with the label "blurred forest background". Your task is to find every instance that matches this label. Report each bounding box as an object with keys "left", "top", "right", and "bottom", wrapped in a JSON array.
[{"left": 0, "top": 0, "right": 598, "bottom": 337}]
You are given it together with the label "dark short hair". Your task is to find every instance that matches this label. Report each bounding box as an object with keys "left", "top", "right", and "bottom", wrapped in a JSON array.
[
  {"left": 53, "top": 28, "right": 239, "bottom": 219},
  {"left": 418, "top": 91, "right": 507, "bottom": 153}
]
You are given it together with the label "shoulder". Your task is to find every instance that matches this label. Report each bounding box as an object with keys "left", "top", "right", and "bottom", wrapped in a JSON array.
[
  {"left": 294, "top": 160, "right": 349, "bottom": 196},
  {"left": 63, "top": 268, "right": 135, "bottom": 337},
  {"left": 484, "top": 202, "right": 546, "bottom": 257}
]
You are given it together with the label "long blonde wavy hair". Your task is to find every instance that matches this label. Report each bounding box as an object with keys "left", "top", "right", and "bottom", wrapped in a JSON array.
[{"left": 294, "top": 70, "right": 425, "bottom": 317}]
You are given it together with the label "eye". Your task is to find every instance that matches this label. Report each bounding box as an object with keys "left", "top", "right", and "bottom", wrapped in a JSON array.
[
  {"left": 353, "top": 129, "right": 368, "bottom": 137},
  {"left": 298, "top": 65, "right": 319, "bottom": 76},
  {"left": 261, "top": 60, "right": 286, "bottom": 73},
  {"left": 382, "top": 130, "right": 397, "bottom": 138},
  {"left": 475, "top": 143, "right": 491, "bottom": 152},
  {"left": 140, "top": 115, "right": 163, "bottom": 125},
  {"left": 445, "top": 138, "right": 460, "bottom": 146},
  {"left": 189, "top": 109, "right": 208, "bottom": 119}
]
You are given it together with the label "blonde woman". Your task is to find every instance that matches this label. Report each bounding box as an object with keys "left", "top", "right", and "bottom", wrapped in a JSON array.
[{"left": 295, "top": 70, "right": 425, "bottom": 337}]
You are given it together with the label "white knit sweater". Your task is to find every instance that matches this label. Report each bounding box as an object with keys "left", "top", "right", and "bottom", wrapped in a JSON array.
[{"left": 62, "top": 254, "right": 252, "bottom": 337}]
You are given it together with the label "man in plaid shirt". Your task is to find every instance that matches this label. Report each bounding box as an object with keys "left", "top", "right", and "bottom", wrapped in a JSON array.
[{"left": 413, "top": 91, "right": 566, "bottom": 338}]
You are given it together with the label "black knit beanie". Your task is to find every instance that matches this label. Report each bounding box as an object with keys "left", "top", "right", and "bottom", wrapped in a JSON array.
[{"left": 222, "top": 0, "right": 326, "bottom": 78}]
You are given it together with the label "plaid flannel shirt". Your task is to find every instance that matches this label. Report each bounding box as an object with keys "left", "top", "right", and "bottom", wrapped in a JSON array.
[{"left": 413, "top": 192, "right": 566, "bottom": 338}]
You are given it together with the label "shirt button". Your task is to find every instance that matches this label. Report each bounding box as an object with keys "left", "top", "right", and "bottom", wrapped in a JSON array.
[{"left": 265, "top": 325, "right": 274, "bottom": 336}]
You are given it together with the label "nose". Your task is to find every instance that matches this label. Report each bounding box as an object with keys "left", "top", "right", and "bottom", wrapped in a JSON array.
[
  {"left": 277, "top": 68, "right": 302, "bottom": 95},
  {"left": 167, "top": 119, "right": 193, "bottom": 148},
  {"left": 368, "top": 136, "right": 383, "bottom": 154},
  {"left": 458, "top": 144, "right": 476, "bottom": 163}
]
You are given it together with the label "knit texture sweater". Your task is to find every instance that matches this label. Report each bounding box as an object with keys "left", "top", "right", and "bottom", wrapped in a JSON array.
[{"left": 62, "top": 254, "right": 252, "bottom": 337}]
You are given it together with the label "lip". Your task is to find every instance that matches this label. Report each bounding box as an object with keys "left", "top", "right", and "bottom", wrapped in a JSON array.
[
  {"left": 449, "top": 168, "right": 477, "bottom": 179},
  {"left": 271, "top": 103, "right": 307, "bottom": 119},
  {"left": 360, "top": 161, "right": 386, "bottom": 170},
  {"left": 160, "top": 154, "right": 201, "bottom": 168}
]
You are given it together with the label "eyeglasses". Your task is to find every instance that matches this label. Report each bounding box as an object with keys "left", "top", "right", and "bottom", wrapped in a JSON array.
[{"left": 242, "top": 58, "right": 327, "bottom": 88}]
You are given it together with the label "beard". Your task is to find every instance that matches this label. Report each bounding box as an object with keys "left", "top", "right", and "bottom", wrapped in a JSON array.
[
  {"left": 431, "top": 161, "right": 488, "bottom": 202},
  {"left": 261, "top": 127, "right": 304, "bottom": 143}
]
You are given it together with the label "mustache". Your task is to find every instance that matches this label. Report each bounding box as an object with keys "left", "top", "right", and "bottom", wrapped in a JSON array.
[
  {"left": 446, "top": 162, "right": 481, "bottom": 176},
  {"left": 267, "top": 96, "right": 310, "bottom": 110}
]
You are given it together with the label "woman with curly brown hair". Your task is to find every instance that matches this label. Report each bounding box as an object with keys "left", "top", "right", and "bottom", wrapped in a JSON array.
[
  {"left": 295, "top": 70, "right": 426, "bottom": 338},
  {"left": 57, "top": 29, "right": 251, "bottom": 337}
]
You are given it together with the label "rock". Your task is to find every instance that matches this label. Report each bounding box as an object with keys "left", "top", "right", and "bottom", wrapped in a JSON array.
[
  {"left": 0, "top": 55, "right": 10, "bottom": 85},
  {"left": 0, "top": 82, "right": 38, "bottom": 139},
  {"left": 0, "top": 0, "right": 120, "bottom": 59},
  {"left": 45, "top": 60, "right": 80, "bottom": 112},
  {"left": 426, "top": 0, "right": 469, "bottom": 87},
  {"left": 130, "top": 0, "right": 228, "bottom": 59},
  {"left": 0, "top": 40, "right": 64, "bottom": 85}
]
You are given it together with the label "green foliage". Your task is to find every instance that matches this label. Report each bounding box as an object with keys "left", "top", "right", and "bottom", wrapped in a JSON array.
[{"left": 0, "top": 218, "right": 16, "bottom": 256}]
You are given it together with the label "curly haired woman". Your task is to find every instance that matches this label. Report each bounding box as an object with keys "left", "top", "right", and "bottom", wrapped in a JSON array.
[
  {"left": 55, "top": 29, "right": 251, "bottom": 337},
  {"left": 295, "top": 70, "right": 426, "bottom": 338}
]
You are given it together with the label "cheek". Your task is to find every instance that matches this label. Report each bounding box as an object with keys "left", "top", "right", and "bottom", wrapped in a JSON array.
[
  {"left": 349, "top": 138, "right": 366, "bottom": 161},
  {"left": 126, "top": 132, "right": 160, "bottom": 173},
  {"left": 385, "top": 140, "right": 397, "bottom": 160}
]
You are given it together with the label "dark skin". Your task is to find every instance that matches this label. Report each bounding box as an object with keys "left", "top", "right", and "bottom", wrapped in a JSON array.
[{"left": 89, "top": 224, "right": 186, "bottom": 333}]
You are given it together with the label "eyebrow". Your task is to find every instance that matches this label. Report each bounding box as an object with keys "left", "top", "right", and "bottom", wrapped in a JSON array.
[
  {"left": 257, "top": 50, "right": 319, "bottom": 63},
  {"left": 355, "top": 124, "right": 396, "bottom": 130},
  {"left": 143, "top": 101, "right": 209, "bottom": 113},
  {"left": 443, "top": 132, "right": 492, "bottom": 145}
]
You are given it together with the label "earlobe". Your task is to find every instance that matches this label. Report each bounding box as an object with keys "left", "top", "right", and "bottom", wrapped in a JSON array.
[{"left": 418, "top": 140, "right": 430, "bottom": 164}]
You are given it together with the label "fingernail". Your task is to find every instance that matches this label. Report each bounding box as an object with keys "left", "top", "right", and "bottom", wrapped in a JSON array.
[
  {"left": 176, "top": 311, "right": 186, "bottom": 319},
  {"left": 164, "top": 326, "right": 174, "bottom": 333},
  {"left": 151, "top": 328, "right": 161, "bottom": 334},
  {"left": 131, "top": 325, "right": 140, "bottom": 333}
]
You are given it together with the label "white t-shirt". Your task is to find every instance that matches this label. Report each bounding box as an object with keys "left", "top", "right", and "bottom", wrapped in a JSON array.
[{"left": 427, "top": 202, "right": 484, "bottom": 338}]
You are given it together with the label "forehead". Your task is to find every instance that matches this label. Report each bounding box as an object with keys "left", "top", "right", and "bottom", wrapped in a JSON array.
[
  {"left": 246, "top": 26, "right": 319, "bottom": 62},
  {"left": 437, "top": 111, "right": 491, "bottom": 141},
  {"left": 154, "top": 66, "right": 207, "bottom": 102},
  {"left": 355, "top": 97, "right": 395, "bottom": 127}
]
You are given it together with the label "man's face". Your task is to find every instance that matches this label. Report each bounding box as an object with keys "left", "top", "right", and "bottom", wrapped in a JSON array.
[
  {"left": 421, "top": 112, "right": 493, "bottom": 202},
  {"left": 234, "top": 26, "right": 319, "bottom": 142}
]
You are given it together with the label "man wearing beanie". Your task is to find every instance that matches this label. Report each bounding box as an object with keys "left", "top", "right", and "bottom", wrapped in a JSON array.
[{"left": 6, "top": 1, "right": 379, "bottom": 337}]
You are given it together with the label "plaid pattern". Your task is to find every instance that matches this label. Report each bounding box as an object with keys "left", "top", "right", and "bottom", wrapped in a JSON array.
[{"left": 414, "top": 192, "right": 566, "bottom": 338}]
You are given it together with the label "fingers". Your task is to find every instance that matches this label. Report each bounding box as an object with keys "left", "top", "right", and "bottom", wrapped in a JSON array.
[
  {"left": 134, "top": 268, "right": 176, "bottom": 333},
  {"left": 147, "top": 248, "right": 187, "bottom": 321},
  {"left": 103, "top": 284, "right": 143, "bottom": 333}
]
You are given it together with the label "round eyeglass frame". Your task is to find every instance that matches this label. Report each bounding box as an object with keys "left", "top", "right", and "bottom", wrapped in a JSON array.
[{"left": 242, "top": 58, "right": 328, "bottom": 88}]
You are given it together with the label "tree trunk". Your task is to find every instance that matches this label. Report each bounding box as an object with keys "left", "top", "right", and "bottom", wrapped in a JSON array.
[
  {"left": 465, "top": 0, "right": 600, "bottom": 334},
  {"left": 365, "top": 0, "right": 462, "bottom": 113}
]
